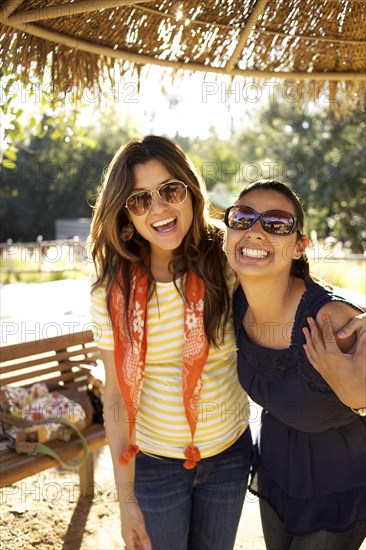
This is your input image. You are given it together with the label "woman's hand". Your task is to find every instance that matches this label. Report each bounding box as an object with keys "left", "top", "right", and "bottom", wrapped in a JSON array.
[
  {"left": 336, "top": 312, "right": 366, "bottom": 339},
  {"left": 121, "top": 500, "right": 152, "bottom": 550},
  {"left": 303, "top": 313, "right": 366, "bottom": 409}
]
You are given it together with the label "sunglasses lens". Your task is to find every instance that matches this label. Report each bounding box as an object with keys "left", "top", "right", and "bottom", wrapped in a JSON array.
[
  {"left": 226, "top": 206, "right": 256, "bottom": 229},
  {"left": 262, "top": 211, "right": 296, "bottom": 235},
  {"left": 225, "top": 206, "right": 297, "bottom": 235},
  {"left": 126, "top": 191, "right": 152, "bottom": 215},
  {"left": 159, "top": 181, "right": 187, "bottom": 204},
  {"left": 126, "top": 181, "right": 187, "bottom": 216}
]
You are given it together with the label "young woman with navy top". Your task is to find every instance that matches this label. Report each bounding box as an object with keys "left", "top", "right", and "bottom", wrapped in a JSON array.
[{"left": 224, "top": 180, "right": 366, "bottom": 549}]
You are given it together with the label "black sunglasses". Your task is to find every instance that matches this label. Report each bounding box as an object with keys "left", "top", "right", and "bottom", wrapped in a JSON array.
[
  {"left": 125, "top": 180, "right": 188, "bottom": 216},
  {"left": 224, "top": 205, "right": 299, "bottom": 236}
]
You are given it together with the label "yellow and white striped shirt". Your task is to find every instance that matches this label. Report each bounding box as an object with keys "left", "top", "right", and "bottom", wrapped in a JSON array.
[{"left": 90, "top": 267, "right": 250, "bottom": 458}]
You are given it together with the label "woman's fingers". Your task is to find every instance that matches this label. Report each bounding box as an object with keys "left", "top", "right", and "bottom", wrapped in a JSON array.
[
  {"left": 302, "top": 319, "right": 322, "bottom": 365},
  {"left": 302, "top": 334, "right": 317, "bottom": 365},
  {"left": 337, "top": 312, "right": 366, "bottom": 339},
  {"left": 305, "top": 316, "right": 325, "bottom": 349},
  {"left": 302, "top": 315, "right": 339, "bottom": 368},
  {"left": 134, "top": 526, "right": 152, "bottom": 550},
  {"left": 321, "top": 313, "right": 338, "bottom": 347},
  {"left": 353, "top": 329, "right": 366, "bottom": 355}
]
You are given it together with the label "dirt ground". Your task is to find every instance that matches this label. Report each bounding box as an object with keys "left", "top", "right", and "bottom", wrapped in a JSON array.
[{"left": 0, "top": 444, "right": 266, "bottom": 550}]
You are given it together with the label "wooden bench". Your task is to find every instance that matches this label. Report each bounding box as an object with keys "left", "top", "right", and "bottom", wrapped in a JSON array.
[{"left": 0, "top": 330, "right": 106, "bottom": 498}]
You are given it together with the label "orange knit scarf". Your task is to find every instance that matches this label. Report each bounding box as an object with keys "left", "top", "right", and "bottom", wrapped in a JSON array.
[{"left": 109, "top": 264, "right": 209, "bottom": 469}]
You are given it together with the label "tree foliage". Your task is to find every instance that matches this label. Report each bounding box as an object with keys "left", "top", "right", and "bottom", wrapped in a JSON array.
[
  {"left": 0, "top": 102, "right": 141, "bottom": 241},
  {"left": 1, "top": 87, "right": 365, "bottom": 252},
  {"left": 235, "top": 96, "right": 366, "bottom": 252}
]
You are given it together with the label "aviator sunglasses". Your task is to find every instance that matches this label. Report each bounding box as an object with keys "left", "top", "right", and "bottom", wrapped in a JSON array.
[
  {"left": 125, "top": 180, "right": 188, "bottom": 216},
  {"left": 224, "top": 205, "right": 299, "bottom": 236}
]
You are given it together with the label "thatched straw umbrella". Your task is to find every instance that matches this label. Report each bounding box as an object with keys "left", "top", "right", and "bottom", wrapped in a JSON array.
[{"left": 1, "top": 0, "right": 365, "bottom": 108}]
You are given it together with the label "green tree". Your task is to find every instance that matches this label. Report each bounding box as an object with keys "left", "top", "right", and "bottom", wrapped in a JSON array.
[
  {"left": 236, "top": 95, "right": 366, "bottom": 252},
  {"left": 1, "top": 116, "right": 90, "bottom": 240},
  {"left": 173, "top": 128, "right": 242, "bottom": 190},
  {"left": 0, "top": 103, "right": 140, "bottom": 241}
]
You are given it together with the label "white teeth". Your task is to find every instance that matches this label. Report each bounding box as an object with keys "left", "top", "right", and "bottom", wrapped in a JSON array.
[
  {"left": 152, "top": 217, "right": 176, "bottom": 228},
  {"left": 240, "top": 247, "right": 269, "bottom": 259}
]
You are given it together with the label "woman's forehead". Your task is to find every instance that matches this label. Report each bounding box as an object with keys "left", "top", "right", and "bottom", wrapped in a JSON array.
[
  {"left": 236, "top": 189, "right": 296, "bottom": 213},
  {"left": 132, "top": 159, "right": 173, "bottom": 189}
]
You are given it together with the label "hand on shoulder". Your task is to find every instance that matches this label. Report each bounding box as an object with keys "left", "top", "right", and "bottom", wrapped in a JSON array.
[
  {"left": 315, "top": 301, "right": 360, "bottom": 353},
  {"left": 302, "top": 306, "right": 366, "bottom": 409}
]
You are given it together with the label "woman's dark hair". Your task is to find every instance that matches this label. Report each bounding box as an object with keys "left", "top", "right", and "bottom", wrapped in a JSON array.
[
  {"left": 238, "top": 180, "right": 312, "bottom": 280},
  {"left": 91, "top": 135, "right": 230, "bottom": 346}
]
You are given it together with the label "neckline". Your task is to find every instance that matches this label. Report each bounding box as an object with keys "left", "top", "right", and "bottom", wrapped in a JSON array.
[
  {"left": 240, "top": 278, "right": 313, "bottom": 352},
  {"left": 155, "top": 274, "right": 185, "bottom": 286}
]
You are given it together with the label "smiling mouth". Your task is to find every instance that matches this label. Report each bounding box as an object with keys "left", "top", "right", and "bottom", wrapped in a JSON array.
[
  {"left": 152, "top": 217, "right": 177, "bottom": 233},
  {"left": 240, "top": 247, "right": 270, "bottom": 259}
]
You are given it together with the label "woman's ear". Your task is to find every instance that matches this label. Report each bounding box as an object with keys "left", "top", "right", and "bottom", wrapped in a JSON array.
[{"left": 293, "top": 234, "right": 308, "bottom": 259}]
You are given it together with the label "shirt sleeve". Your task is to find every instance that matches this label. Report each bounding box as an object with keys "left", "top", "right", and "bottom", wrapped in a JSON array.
[{"left": 90, "top": 271, "right": 115, "bottom": 351}]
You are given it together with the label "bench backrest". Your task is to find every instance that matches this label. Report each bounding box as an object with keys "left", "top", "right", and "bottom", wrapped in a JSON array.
[{"left": 0, "top": 330, "right": 100, "bottom": 390}]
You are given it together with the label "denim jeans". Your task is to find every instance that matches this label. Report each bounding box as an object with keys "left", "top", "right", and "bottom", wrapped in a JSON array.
[
  {"left": 260, "top": 498, "right": 366, "bottom": 550},
  {"left": 134, "top": 428, "right": 252, "bottom": 550}
]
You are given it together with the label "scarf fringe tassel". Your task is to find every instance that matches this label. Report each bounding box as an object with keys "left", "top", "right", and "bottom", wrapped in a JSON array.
[
  {"left": 119, "top": 444, "right": 139, "bottom": 466},
  {"left": 183, "top": 445, "right": 201, "bottom": 469}
]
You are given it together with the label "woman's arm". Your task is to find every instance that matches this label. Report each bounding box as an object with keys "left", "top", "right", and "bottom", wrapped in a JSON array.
[
  {"left": 100, "top": 349, "right": 152, "bottom": 550},
  {"left": 302, "top": 305, "right": 366, "bottom": 410}
]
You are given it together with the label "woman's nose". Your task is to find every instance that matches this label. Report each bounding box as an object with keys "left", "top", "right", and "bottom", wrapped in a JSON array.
[
  {"left": 149, "top": 190, "right": 166, "bottom": 212},
  {"left": 246, "top": 218, "right": 265, "bottom": 236}
]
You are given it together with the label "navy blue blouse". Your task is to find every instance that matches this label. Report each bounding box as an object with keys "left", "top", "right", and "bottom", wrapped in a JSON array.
[{"left": 234, "top": 278, "right": 366, "bottom": 535}]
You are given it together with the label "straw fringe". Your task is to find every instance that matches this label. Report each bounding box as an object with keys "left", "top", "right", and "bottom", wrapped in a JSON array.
[{"left": 1, "top": 0, "right": 365, "bottom": 109}]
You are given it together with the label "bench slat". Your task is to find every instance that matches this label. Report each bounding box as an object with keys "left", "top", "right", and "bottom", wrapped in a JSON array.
[
  {"left": 0, "top": 331, "right": 95, "bottom": 362},
  {"left": 1, "top": 359, "right": 98, "bottom": 381},
  {"left": 0, "top": 424, "right": 106, "bottom": 487},
  {"left": 0, "top": 347, "right": 99, "bottom": 374},
  {"left": 1, "top": 366, "right": 92, "bottom": 388}
]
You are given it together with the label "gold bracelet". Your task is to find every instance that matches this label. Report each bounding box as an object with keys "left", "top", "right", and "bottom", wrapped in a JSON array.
[{"left": 350, "top": 407, "right": 366, "bottom": 417}]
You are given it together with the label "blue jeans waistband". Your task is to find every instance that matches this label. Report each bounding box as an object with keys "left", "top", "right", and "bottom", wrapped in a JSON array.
[{"left": 139, "top": 426, "right": 252, "bottom": 465}]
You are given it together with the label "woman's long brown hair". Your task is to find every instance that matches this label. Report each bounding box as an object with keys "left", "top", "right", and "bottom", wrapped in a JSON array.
[{"left": 90, "top": 135, "right": 230, "bottom": 346}]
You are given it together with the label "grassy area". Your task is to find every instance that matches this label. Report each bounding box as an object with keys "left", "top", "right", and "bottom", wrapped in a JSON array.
[
  {"left": 1, "top": 241, "right": 89, "bottom": 284},
  {"left": 0, "top": 269, "right": 88, "bottom": 284},
  {"left": 309, "top": 258, "right": 365, "bottom": 295}
]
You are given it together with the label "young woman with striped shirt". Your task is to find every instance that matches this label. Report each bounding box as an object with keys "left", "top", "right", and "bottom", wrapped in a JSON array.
[{"left": 90, "top": 135, "right": 252, "bottom": 550}]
